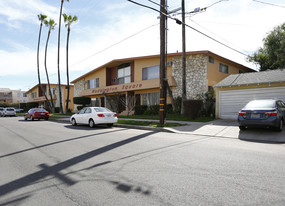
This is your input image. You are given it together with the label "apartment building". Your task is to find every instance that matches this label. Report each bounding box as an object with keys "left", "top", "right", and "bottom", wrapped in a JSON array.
[
  {"left": 71, "top": 50, "right": 255, "bottom": 113},
  {"left": 26, "top": 83, "right": 74, "bottom": 112}
]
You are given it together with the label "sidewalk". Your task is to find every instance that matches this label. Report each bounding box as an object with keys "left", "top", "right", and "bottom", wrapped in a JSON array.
[
  {"left": 52, "top": 117, "right": 285, "bottom": 143},
  {"left": 52, "top": 117, "right": 239, "bottom": 137}
]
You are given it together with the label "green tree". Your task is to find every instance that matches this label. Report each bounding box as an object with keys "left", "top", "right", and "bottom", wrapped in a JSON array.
[
  {"left": 37, "top": 14, "right": 52, "bottom": 110},
  {"left": 249, "top": 23, "right": 285, "bottom": 71},
  {"left": 44, "top": 19, "right": 57, "bottom": 113},
  {"left": 63, "top": 13, "right": 78, "bottom": 114},
  {"left": 57, "top": 0, "right": 70, "bottom": 114}
]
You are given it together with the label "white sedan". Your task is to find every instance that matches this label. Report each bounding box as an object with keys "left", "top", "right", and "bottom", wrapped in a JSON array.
[{"left": 70, "top": 107, "right": 118, "bottom": 128}]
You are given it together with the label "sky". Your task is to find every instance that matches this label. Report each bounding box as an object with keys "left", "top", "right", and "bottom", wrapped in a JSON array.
[{"left": 0, "top": 0, "right": 285, "bottom": 91}]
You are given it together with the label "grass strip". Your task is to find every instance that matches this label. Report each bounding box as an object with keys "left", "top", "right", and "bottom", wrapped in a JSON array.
[{"left": 118, "top": 120, "right": 185, "bottom": 127}]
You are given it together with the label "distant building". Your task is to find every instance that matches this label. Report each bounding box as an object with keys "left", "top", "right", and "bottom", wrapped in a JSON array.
[
  {"left": 26, "top": 83, "right": 74, "bottom": 112},
  {"left": 11, "top": 89, "right": 28, "bottom": 103},
  {"left": 0, "top": 88, "right": 12, "bottom": 103}
]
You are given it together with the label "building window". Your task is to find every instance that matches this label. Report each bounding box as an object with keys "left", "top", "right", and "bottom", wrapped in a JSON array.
[
  {"left": 219, "top": 63, "right": 228, "bottom": 73},
  {"left": 117, "top": 63, "right": 131, "bottom": 84},
  {"left": 142, "top": 92, "right": 159, "bottom": 106},
  {"left": 87, "top": 78, "right": 99, "bottom": 89},
  {"left": 209, "top": 56, "right": 214, "bottom": 63},
  {"left": 23, "top": 93, "right": 27, "bottom": 97},
  {"left": 31, "top": 92, "right": 37, "bottom": 98},
  {"left": 142, "top": 65, "right": 160, "bottom": 80}
]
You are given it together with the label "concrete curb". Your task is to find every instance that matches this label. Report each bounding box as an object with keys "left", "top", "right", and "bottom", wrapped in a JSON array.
[{"left": 50, "top": 118, "right": 175, "bottom": 133}]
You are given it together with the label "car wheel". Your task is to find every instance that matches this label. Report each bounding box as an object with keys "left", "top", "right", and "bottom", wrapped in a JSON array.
[
  {"left": 45, "top": 118, "right": 49, "bottom": 121},
  {"left": 89, "top": 119, "right": 95, "bottom": 128},
  {"left": 239, "top": 126, "right": 246, "bottom": 130},
  {"left": 107, "top": 123, "right": 113, "bottom": 128},
  {"left": 71, "top": 118, "right": 77, "bottom": 126},
  {"left": 31, "top": 116, "right": 34, "bottom": 121},
  {"left": 24, "top": 116, "right": 27, "bottom": 121},
  {"left": 276, "top": 119, "right": 283, "bottom": 132}
]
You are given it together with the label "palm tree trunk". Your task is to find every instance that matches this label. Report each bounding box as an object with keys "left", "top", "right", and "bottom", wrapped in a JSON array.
[
  {"left": 57, "top": 0, "right": 64, "bottom": 113},
  {"left": 37, "top": 23, "right": 43, "bottom": 94},
  {"left": 44, "top": 29, "right": 55, "bottom": 113},
  {"left": 65, "top": 27, "right": 70, "bottom": 113},
  {"left": 37, "top": 22, "right": 52, "bottom": 110}
]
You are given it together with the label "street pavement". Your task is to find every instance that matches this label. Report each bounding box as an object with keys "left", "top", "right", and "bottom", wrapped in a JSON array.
[
  {"left": 54, "top": 117, "right": 285, "bottom": 143},
  {"left": 1, "top": 116, "right": 285, "bottom": 206}
]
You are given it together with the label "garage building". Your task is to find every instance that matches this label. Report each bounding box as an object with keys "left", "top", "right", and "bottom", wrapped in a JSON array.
[{"left": 214, "top": 69, "right": 285, "bottom": 119}]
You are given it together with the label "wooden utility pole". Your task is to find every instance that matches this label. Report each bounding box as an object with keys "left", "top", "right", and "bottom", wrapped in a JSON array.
[
  {"left": 160, "top": 0, "right": 166, "bottom": 125},
  {"left": 181, "top": 0, "right": 187, "bottom": 115}
]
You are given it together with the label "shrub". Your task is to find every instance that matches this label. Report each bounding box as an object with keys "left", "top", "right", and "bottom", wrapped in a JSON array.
[
  {"left": 73, "top": 97, "right": 91, "bottom": 106},
  {"left": 183, "top": 100, "right": 203, "bottom": 119},
  {"left": 148, "top": 105, "right": 159, "bottom": 115},
  {"left": 27, "top": 102, "right": 39, "bottom": 110},
  {"left": 134, "top": 105, "right": 147, "bottom": 115},
  {"left": 54, "top": 107, "right": 60, "bottom": 113}
]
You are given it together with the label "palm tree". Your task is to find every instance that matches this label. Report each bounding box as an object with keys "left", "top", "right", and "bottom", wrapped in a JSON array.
[
  {"left": 63, "top": 14, "right": 77, "bottom": 113},
  {"left": 44, "top": 19, "right": 57, "bottom": 113},
  {"left": 57, "top": 0, "right": 70, "bottom": 114},
  {"left": 37, "top": 14, "right": 52, "bottom": 110}
]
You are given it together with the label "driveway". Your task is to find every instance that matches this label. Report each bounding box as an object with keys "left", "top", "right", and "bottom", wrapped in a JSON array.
[{"left": 165, "top": 119, "right": 285, "bottom": 143}]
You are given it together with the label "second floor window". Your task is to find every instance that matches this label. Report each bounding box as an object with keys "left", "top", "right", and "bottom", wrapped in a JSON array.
[
  {"left": 87, "top": 78, "right": 99, "bottom": 89},
  {"left": 31, "top": 92, "right": 37, "bottom": 98},
  {"left": 142, "top": 65, "right": 160, "bottom": 80},
  {"left": 117, "top": 65, "right": 131, "bottom": 84},
  {"left": 209, "top": 56, "right": 214, "bottom": 63},
  {"left": 219, "top": 63, "right": 228, "bottom": 73}
]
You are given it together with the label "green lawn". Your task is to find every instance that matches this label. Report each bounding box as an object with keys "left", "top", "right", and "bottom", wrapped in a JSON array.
[
  {"left": 117, "top": 120, "right": 185, "bottom": 127},
  {"left": 118, "top": 113, "right": 214, "bottom": 122}
]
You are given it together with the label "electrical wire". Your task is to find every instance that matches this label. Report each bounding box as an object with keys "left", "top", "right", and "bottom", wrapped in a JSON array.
[
  {"left": 252, "top": 0, "right": 285, "bottom": 8},
  {"left": 70, "top": 23, "right": 159, "bottom": 67},
  {"left": 128, "top": 0, "right": 251, "bottom": 57}
]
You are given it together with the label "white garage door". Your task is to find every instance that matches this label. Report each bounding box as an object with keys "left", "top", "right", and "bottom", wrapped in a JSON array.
[{"left": 219, "top": 86, "right": 285, "bottom": 119}]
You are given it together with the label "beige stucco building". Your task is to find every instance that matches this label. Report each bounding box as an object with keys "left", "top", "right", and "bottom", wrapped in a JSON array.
[
  {"left": 71, "top": 50, "right": 255, "bottom": 113},
  {"left": 26, "top": 83, "right": 74, "bottom": 112}
]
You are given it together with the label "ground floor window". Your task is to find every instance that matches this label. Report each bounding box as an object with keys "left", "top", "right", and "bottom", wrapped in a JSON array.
[{"left": 142, "top": 92, "right": 159, "bottom": 106}]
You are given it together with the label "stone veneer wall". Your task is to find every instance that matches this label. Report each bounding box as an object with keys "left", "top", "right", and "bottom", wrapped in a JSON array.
[
  {"left": 172, "top": 54, "right": 208, "bottom": 100},
  {"left": 73, "top": 79, "right": 85, "bottom": 112}
]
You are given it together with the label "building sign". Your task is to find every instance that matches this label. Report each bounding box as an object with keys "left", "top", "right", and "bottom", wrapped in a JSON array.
[
  {"left": 90, "top": 83, "right": 143, "bottom": 94},
  {"left": 80, "top": 77, "right": 177, "bottom": 97}
]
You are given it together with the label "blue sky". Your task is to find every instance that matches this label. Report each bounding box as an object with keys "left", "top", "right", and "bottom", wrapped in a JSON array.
[{"left": 0, "top": 0, "right": 285, "bottom": 91}]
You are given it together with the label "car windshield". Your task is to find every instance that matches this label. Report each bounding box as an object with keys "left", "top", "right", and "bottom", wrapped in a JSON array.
[
  {"left": 34, "top": 108, "right": 47, "bottom": 112},
  {"left": 6, "top": 108, "right": 15, "bottom": 111},
  {"left": 94, "top": 107, "right": 111, "bottom": 113},
  {"left": 244, "top": 100, "right": 275, "bottom": 109}
]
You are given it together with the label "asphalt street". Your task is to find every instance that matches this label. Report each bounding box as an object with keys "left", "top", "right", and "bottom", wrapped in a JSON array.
[{"left": 0, "top": 117, "right": 285, "bottom": 206}]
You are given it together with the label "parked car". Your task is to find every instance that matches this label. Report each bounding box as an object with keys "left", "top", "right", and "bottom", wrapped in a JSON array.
[
  {"left": 0, "top": 107, "right": 4, "bottom": 117},
  {"left": 238, "top": 99, "right": 285, "bottom": 131},
  {"left": 70, "top": 107, "right": 118, "bottom": 128},
  {"left": 2, "top": 108, "right": 16, "bottom": 117},
  {"left": 15, "top": 108, "right": 24, "bottom": 113},
  {"left": 24, "top": 108, "right": 49, "bottom": 120}
]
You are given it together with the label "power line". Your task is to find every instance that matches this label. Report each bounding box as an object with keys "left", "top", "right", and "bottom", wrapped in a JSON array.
[
  {"left": 128, "top": 0, "right": 250, "bottom": 57},
  {"left": 252, "top": 0, "right": 285, "bottom": 8},
  {"left": 70, "top": 23, "right": 159, "bottom": 67}
]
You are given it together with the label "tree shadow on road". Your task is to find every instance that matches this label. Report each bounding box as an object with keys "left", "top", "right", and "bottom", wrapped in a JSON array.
[{"left": 0, "top": 131, "right": 157, "bottom": 201}]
